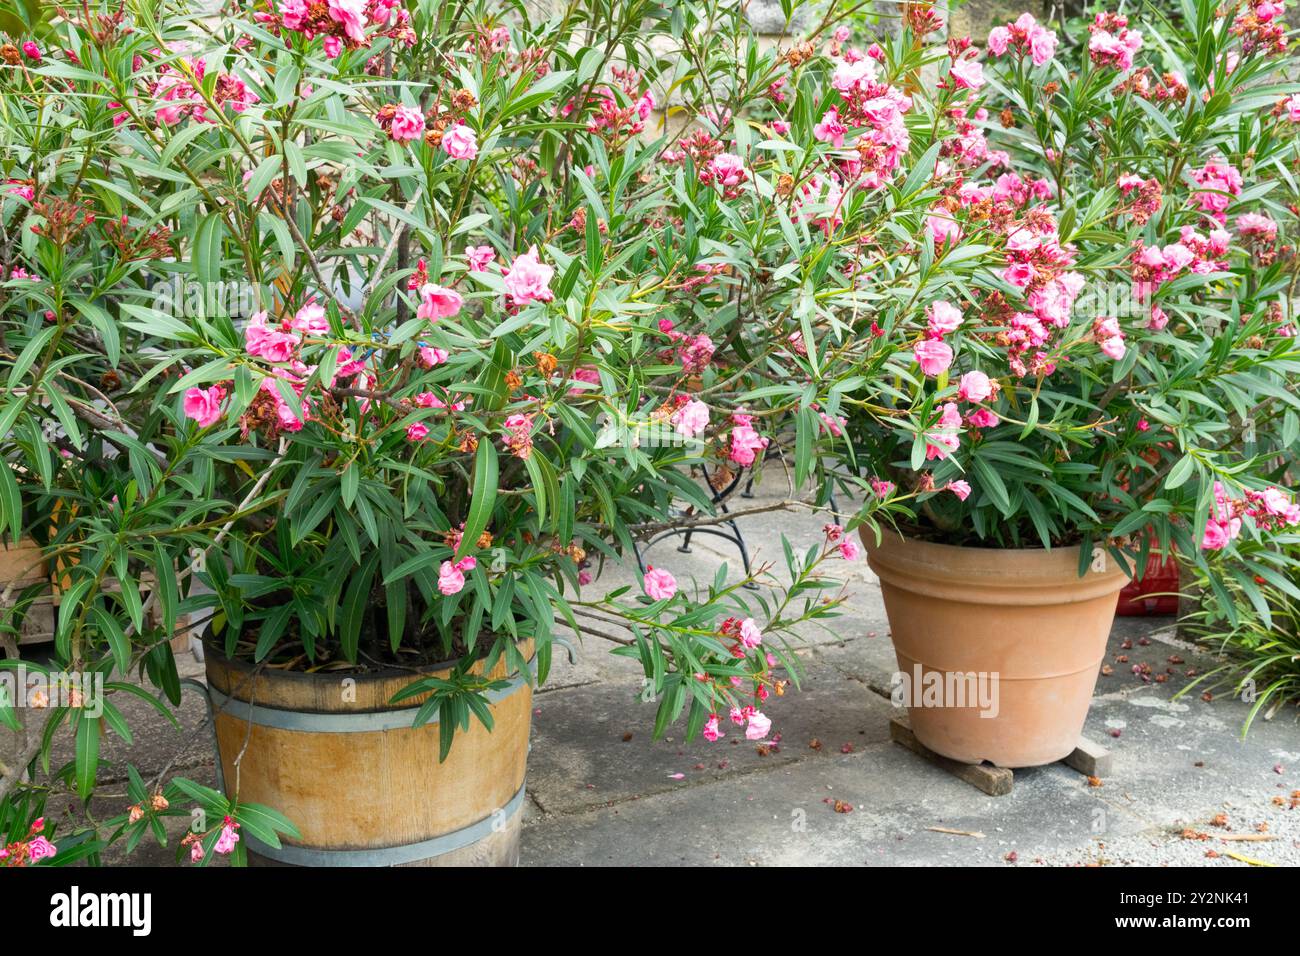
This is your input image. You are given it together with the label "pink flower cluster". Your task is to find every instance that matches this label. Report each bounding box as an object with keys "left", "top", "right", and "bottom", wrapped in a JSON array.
[
  {"left": 1087, "top": 13, "right": 1143, "bottom": 71},
  {"left": 986, "top": 13, "right": 1058, "bottom": 66},
  {"left": 727, "top": 412, "right": 769, "bottom": 467},
  {"left": 997, "top": 221, "right": 1087, "bottom": 377},
  {"left": 924, "top": 402, "right": 963, "bottom": 461},
  {"left": 226, "top": 303, "right": 366, "bottom": 435},
  {"left": 1196, "top": 481, "right": 1300, "bottom": 550},
  {"left": 416, "top": 283, "right": 464, "bottom": 321},
  {"left": 1189, "top": 160, "right": 1243, "bottom": 223},
  {"left": 438, "top": 556, "right": 477, "bottom": 595},
  {"left": 1130, "top": 226, "right": 1230, "bottom": 301},
  {"left": 0, "top": 817, "right": 56, "bottom": 866},
  {"left": 386, "top": 105, "right": 424, "bottom": 142},
  {"left": 442, "top": 123, "right": 478, "bottom": 160},
  {"left": 701, "top": 153, "right": 749, "bottom": 198},
  {"left": 1237, "top": 212, "right": 1278, "bottom": 244},
  {"left": 151, "top": 55, "right": 258, "bottom": 126},
  {"left": 183, "top": 384, "right": 226, "bottom": 428},
  {"left": 561, "top": 66, "right": 655, "bottom": 141},
  {"left": 1117, "top": 174, "right": 1163, "bottom": 224},
  {"left": 502, "top": 246, "right": 554, "bottom": 307},
  {"left": 263, "top": 0, "right": 412, "bottom": 54},
  {"left": 827, "top": 52, "right": 912, "bottom": 188},
  {"left": 1201, "top": 483, "right": 1244, "bottom": 550},
  {"left": 1093, "top": 316, "right": 1127, "bottom": 360},
  {"left": 823, "top": 524, "right": 860, "bottom": 560},
  {"left": 503, "top": 412, "right": 535, "bottom": 460},
  {"left": 670, "top": 398, "right": 710, "bottom": 439}
]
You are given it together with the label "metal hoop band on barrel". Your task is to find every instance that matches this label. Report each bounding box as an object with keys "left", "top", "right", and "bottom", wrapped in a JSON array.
[
  {"left": 243, "top": 783, "right": 527, "bottom": 867},
  {"left": 203, "top": 659, "right": 536, "bottom": 733}
]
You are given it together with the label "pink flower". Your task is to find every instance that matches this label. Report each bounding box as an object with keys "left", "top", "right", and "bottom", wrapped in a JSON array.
[
  {"left": 438, "top": 560, "right": 467, "bottom": 595},
  {"left": 190, "top": 841, "right": 205, "bottom": 863},
  {"left": 946, "top": 480, "right": 972, "bottom": 501},
  {"left": 442, "top": 123, "right": 478, "bottom": 160},
  {"left": 419, "top": 346, "right": 449, "bottom": 367},
  {"left": 913, "top": 339, "right": 954, "bottom": 377},
  {"left": 503, "top": 246, "right": 554, "bottom": 306},
  {"left": 987, "top": 27, "right": 1011, "bottom": 55},
  {"left": 739, "top": 618, "right": 763, "bottom": 649},
  {"left": 678, "top": 334, "right": 715, "bottom": 373},
  {"left": 703, "top": 713, "right": 724, "bottom": 742},
  {"left": 1201, "top": 481, "right": 1244, "bottom": 550},
  {"left": 707, "top": 153, "right": 748, "bottom": 188},
  {"left": 27, "top": 836, "right": 56, "bottom": 862},
  {"left": 1099, "top": 336, "right": 1126, "bottom": 360},
  {"left": 671, "top": 399, "right": 710, "bottom": 439},
  {"left": 813, "top": 108, "right": 848, "bottom": 147},
  {"left": 831, "top": 57, "right": 878, "bottom": 93},
  {"left": 258, "top": 378, "right": 308, "bottom": 431},
  {"left": 949, "top": 58, "right": 984, "bottom": 90},
  {"left": 323, "top": 35, "right": 342, "bottom": 58},
  {"left": 290, "top": 301, "right": 329, "bottom": 335},
  {"left": 466, "top": 245, "right": 495, "bottom": 271},
  {"left": 838, "top": 538, "right": 860, "bottom": 561},
  {"left": 244, "top": 311, "right": 300, "bottom": 362},
  {"left": 957, "top": 370, "right": 992, "bottom": 403},
  {"left": 416, "top": 283, "right": 463, "bottom": 321},
  {"left": 643, "top": 566, "right": 677, "bottom": 601},
  {"left": 1002, "top": 262, "right": 1036, "bottom": 288},
  {"left": 926, "top": 214, "right": 962, "bottom": 246},
  {"left": 388, "top": 106, "right": 425, "bottom": 143},
  {"left": 406, "top": 421, "right": 429, "bottom": 442},
  {"left": 926, "top": 300, "right": 964, "bottom": 336},
  {"left": 1029, "top": 27, "right": 1058, "bottom": 66},
  {"left": 728, "top": 420, "right": 769, "bottom": 466},
  {"left": 327, "top": 0, "right": 368, "bottom": 42},
  {"left": 871, "top": 477, "right": 896, "bottom": 498},
  {"left": 1201, "top": 519, "right": 1230, "bottom": 550},
  {"left": 745, "top": 711, "right": 772, "bottom": 741},
  {"left": 925, "top": 402, "right": 963, "bottom": 460},
  {"left": 183, "top": 385, "right": 225, "bottom": 427},
  {"left": 214, "top": 820, "right": 240, "bottom": 855},
  {"left": 1237, "top": 213, "right": 1278, "bottom": 242},
  {"left": 1094, "top": 316, "right": 1126, "bottom": 360},
  {"left": 20, "top": 41, "right": 40, "bottom": 61}
]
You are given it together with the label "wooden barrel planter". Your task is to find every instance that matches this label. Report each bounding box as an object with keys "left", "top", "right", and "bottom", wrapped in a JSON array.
[{"left": 203, "top": 642, "right": 533, "bottom": 867}]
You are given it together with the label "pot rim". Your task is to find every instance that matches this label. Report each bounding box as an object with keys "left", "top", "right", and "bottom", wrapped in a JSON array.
[
  {"left": 859, "top": 526, "right": 1103, "bottom": 558},
  {"left": 861, "top": 527, "right": 1129, "bottom": 605},
  {"left": 201, "top": 628, "right": 534, "bottom": 688}
]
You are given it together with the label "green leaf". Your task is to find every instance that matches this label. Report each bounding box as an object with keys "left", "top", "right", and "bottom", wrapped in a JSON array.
[
  {"left": 456, "top": 440, "right": 498, "bottom": 561},
  {"left": 75, "top": 713, "right": 100, "bottom": 801},
  {"left": 1165, "top": 454, "right": 1196, "bottom": 490},
  {"left": 0, "top": 458, "right": 21, "bottom": 539}
]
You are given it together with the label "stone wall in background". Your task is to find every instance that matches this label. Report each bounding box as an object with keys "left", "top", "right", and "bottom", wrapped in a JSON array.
[{"left": 948, "top": 0, "right": 1050, "bottom": 41}]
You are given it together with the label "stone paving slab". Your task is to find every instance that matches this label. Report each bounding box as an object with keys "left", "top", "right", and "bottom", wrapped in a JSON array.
[
  {"left": 527, "top": 654, "right": 894, "bottom": 815},
  {"left": 520, "top": 741, "right": 1153, "bottom": 866}
]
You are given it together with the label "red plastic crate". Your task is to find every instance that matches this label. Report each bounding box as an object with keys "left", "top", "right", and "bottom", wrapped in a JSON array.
[{"left": 1116, "top": 542, "right": 1180, "bottom": 616}]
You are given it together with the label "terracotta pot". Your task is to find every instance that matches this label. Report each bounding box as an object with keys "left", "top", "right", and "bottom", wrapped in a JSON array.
[
  {"left": 862, "top": 530, "right": 1128, "bottom": 767},
  {"left": 203, "top": 640, "right": 533, "bottom": 866}
]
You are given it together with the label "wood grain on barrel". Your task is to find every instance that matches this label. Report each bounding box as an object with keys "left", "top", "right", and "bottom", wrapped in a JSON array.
[{"left": 206, "top": 643, "right": 532, "bottom": 853}]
